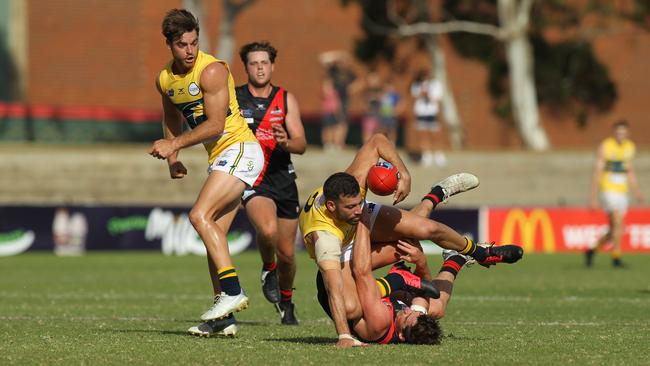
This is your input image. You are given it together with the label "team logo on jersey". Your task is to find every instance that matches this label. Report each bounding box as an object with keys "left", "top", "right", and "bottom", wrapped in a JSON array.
[
  {"left": 241, "top": 109, "right": 253, "bottom": 118},
  {"left": 167, "top": 89, "right": 174, "bottom": 97},
  {"left": 177, "top": 88, "right": 185, "bottom": 95},
  {"left": 270, "top": 107, "right": 283, "bottom": 115},
  {"left": 216, "top": 160, "right": 228, "bottom": 167},
  {"left": 188, "top": 82, "right": 200, "bottom": 96},
  {"left": 256, "top": 103, "right": 266, "bottom": 110}
]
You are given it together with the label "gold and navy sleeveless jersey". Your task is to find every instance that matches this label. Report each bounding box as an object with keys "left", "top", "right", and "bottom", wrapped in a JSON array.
[
  {"left": 599, "top": 137, "right": 635, "bottom": 193},
  {"left": 158, "top": 50, "right": 256, "bottom": 163},
  {"left": 235, "top": 84, "right": 296, "bottom": 188},
  {"left": 298, "top": 186, "right": 367, "bottom": 247}
]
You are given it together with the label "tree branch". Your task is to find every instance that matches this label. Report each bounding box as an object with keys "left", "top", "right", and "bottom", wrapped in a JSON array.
[
  {"left": 397, "top": 20, "right": 506, "bottom": 39},
  {"left": 228, "top": 0, "right": 256, "bottom": 16}
]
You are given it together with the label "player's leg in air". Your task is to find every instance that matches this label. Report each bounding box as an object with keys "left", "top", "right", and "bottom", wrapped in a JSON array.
[{"left": 371, "top": 173, "right": 524, "bottom": 267}]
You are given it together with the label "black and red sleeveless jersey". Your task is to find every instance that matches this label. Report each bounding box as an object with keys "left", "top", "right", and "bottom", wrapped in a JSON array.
[
  {"left": 354, "top": 297, "right": 405, "bottom": 345},
  {"left": 235, "top": 84, "right": 296, "bottom": 188}
]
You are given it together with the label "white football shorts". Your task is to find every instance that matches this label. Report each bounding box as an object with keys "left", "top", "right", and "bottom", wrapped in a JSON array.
[
  {"left": 207, "top": 141, "right": 264, "bottom": 188},
  {"left": 600, "top": 191, "right": 629, "bottom": 214}
]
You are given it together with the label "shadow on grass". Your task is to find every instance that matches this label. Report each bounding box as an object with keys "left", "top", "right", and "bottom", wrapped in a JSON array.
[
  {"left": 444, "top": 333, "right": 490, "bottom": 342},
  {"left": 265, "top": 336, "right": 333, "bottom": 345},
  {"left": 102, "top": 320, "right": 277, "bottom": 336}
]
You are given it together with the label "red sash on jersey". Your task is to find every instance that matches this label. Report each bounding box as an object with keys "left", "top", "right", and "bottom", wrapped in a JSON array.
[
  {"left": 377, "top": 298, "right": 396, "bottom": 344},
  {"left": 253, "top": 87, "right": 286, "bottom": 187}
]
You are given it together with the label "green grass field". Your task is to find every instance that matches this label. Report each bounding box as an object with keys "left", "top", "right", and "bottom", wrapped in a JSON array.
[{"left": 2, "top": 251, "right": 650, "bottom": 365}]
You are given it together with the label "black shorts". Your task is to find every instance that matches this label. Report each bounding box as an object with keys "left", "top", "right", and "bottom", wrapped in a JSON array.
[{"left": 242, "top": 180, "right": 300, "bottom": 219}]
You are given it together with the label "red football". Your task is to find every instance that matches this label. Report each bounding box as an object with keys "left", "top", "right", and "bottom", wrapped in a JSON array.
[{"left": 367, "top": 162, "right": 399, "bottom": 196}]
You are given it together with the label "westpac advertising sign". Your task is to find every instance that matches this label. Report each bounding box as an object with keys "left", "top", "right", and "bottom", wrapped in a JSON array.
[{"left": 487, "top": 208, "right": 650, "bottom": 253}]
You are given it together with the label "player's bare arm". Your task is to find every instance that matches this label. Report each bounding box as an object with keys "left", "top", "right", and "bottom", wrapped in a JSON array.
[
  {"left": 351, "top": 221, "right": 392, "bottom": 340},
  {"left": 149, "top": 62, "right": 229, "bottom": 159},
  {"left": 345, "top": 134, "right": 411, "bottom": 204},
  {"left": 155, "top": 78, "right": 187, "bottom": 179},
  {"left": 273, "top": 92, "right": 306, "bottom": 154},
  {"left": 590, "top": 143, "right": 606, "bottom": 209},
  {"left": 627, "top": 161, "right": 645, "bottom": 203},
  {"left": 306, "top": 231, "right": 358, "bottom": 348}
]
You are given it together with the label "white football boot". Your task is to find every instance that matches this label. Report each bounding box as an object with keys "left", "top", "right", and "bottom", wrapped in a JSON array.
[
  {"left": 442, "top": 248, "right": 476, "bottom": 267},
  {"left": 188, "top": 315, "right": 237, "bottom": 337},
  {"left": 200, "top": 291, "right": 249, "bottom": 321},
  {"left": 434, "top": 173, "right": 480, "bottom": 203}
]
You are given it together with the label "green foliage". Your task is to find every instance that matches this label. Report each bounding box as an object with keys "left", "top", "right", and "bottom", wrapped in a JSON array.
[
  {"left": 531, "top": 36, "right": 617, "bottom": 113},
  {"left": 346, "top": 0, "right": 627, "bottom": 127},
  {"left": 2, "top": 252, "right": 650, "bottom": 364},
  {"left": 343, "top": 0, "right": 397, "bottom": 63},
  {"left": 443, "top": 0, "right": 620, "bottom": 126}
]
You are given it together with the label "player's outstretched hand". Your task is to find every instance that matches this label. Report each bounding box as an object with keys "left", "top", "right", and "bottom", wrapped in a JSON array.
[
  {"left": 149, "top": 139, "right": 177, "bottom": 160},
  {"left": 393, "top": 172, "right": 411, "bottom": 205},
  {"left": 168, "top": 161, "right": 187, "bottom": 179},
  {"left": 396, "top": 238, "right": 426, "bottom": 269},
  {"left": 336, "top": 337, "right": 367, "bottom": 348}
]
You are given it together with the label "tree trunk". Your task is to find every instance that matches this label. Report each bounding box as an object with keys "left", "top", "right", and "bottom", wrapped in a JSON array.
[
  {"left": 425, "top": 35, "right": 464, "bottom": 149},
  {"left": 182, "top": 0, "right": 211, "bottom": 53},
  {"left": 499, "top": 0, "right": 549, "bottom": 150},
  {"left": 215, "top": 0, "right": 257, "bottom": 64},
  {"left": 216, "top": 1, "right": 236, "bottom": 63}
]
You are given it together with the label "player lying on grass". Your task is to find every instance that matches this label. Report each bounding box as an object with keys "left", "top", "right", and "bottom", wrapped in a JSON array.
[
  {"left": 316, "top": 219, "right": 476, "bottom": 345},
  {"left": 299, "top": 133, "right": 524, "bottom": 347}
]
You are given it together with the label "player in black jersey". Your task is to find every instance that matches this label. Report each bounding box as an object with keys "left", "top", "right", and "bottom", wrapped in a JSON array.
[{"left": 236, "top": 41, "right": 306, "bottom": 325}]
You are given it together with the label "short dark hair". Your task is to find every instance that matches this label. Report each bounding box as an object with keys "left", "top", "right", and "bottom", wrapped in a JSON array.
[
  {"left": 323, "top": 173, "right": 360, "bottom": 202},
  {"left": 613, "top": 120, "right": 629, "bottom": 129},
  {"left": 239, "top": 41, "right": 278, "bottom": 64},
  {"left": 403, "top": 315, "right": 442, "bottom": 345},
  {"left": 162, "top": 9, "right": 199, "bottom": 43}
]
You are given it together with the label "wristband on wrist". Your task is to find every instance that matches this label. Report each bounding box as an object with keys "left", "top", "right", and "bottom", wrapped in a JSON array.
[
  {"left": 410, "top": 304, "right": 428, "bottom": 314},
  {"left": 338, "top": 333, "right": 354, "bottom": 341}
]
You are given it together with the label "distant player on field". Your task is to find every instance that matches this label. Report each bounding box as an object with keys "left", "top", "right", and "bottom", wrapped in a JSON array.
[
  {"left": 149, "top": 9, "right": 263, "bottom": 337},
  {"left": 236, "top": 41, "right": 306, "bottom": 325},
  {"left": 587, "top": 120, "right": 645, "bottom": 267}
]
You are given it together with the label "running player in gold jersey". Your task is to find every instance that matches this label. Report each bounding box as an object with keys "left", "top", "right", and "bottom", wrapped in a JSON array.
[
  {"left": 587, "top": 121, "right": 645, "bottom": 267},
  {"left": 149, "top": 9, "right": 263, "bottom": 337}
]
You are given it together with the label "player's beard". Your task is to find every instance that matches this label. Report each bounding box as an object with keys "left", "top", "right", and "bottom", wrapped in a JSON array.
[{"left": 249, "top": 76, "right": 270, "bottom": 89}]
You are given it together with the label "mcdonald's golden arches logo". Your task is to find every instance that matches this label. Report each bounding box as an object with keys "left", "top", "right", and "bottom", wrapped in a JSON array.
[{"left": 500, "top": 209, "right": 555, "bottom": 253}]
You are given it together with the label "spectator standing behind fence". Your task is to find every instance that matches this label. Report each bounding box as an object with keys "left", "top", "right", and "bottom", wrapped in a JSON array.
[
  {"left": 361, "top": 72, "right": 382, "bottom": 144},
  {"left": 326, "top": 56, "right": 356, "bottom": 150},
  {"left": 410, "top": 70, "right": 446, "bottom": 167},
  {"left": 379, "top": 79, "right": 400, "bottom": 145},
  {"left": 320, "top": 77, "right": 341, "bottom": 150}
]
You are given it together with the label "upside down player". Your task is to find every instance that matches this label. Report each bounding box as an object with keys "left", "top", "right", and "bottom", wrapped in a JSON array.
[
  {"left": 236, "top": 41, "right": 306, "bottom": 326},
  {"left": 298, "top": 133, "right": 524, "bottom": 347},
  {"left": 149, "top": 9, "right": 264, "bottom": 337},
  {"left": 316, "top": 220, "right": 475, "bottom": 345}
]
